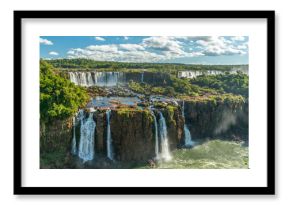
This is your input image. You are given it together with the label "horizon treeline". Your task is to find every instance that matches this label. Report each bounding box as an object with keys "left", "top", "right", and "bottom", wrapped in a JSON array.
[{"left": 42, "top": 58, "right": 248, "bottom": 71}]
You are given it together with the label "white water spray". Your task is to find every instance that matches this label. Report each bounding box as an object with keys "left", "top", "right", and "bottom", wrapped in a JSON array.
[
  {"left": 69, "top": 71, "right": 124, "bottom": 87},
  {"left": 158, "top": 112, "right": 172, "bottom": 161},
  {"left": 78, "top": 111, "right": 96, "bottom": 162},
  {"left": 141, "top": 72, "right": 144, "bottom": 83},
  {"left": 106, "top": 109, "right": 113, "bottom": 160},
  {"left": 182, "top": 100, "right": 194, "bottom": 147}
]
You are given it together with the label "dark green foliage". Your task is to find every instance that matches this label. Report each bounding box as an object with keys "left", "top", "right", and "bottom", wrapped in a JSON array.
[
  {"left": 40, "top": 60, "right": 89, "bottom": 122},
  {"left": 191, "top": 72, "right": 249, "bottom": 97},
  {"left": 43, "top": 58, "right": 247, "bottom": 72},
  {"left": 171, "top": 77, "right": 192, "bottom": 94}
]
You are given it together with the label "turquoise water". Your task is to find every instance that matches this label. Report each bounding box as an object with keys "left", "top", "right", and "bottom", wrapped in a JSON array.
[
  {"left": 139, "top": 140, "right": 248, "bottom": 169},
  {"left": 87, "top": 96, "right": 141, "bottom": 108}
]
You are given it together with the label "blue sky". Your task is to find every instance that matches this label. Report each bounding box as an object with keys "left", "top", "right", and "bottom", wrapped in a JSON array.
[{"left": 40, "top": 36, "right": 248, "bottom": 65}]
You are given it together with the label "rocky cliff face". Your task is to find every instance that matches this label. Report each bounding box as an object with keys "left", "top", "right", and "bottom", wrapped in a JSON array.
[
  {"left": 40, "top": 118, "right": 73, "bottom": 153},
  {"left": 94, "top": 112, "right": 106, "bottom": 153},
  {"left": 110, "top": 109, "right": 155, "bottom": 161},
  {"left": 184, "top": 98, "right": 248, "bottom": 141},
  {"left": 124, "top": 71, "right": 172, "bottom": 86},
  {"left": 40, "top": 118, "right": 74, "bottom": 169},
  {"left": 107, "top": 107, "right": 184, "bottom": 161}
]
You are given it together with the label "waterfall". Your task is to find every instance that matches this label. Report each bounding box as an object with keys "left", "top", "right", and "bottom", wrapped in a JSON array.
[
  {"left": 151, "top": 110, "right": 159, "bottom": 159},
  {"left": 68, "top": 71, "right": 124, "bottom": 87},
  {"left": 141, "top": 72, "right": 144, "bottom": 83},
  {"left": 106, "top": 109, "right": 113, "bottom": 160},
  {"left": 182, "top": 100, "right": 194, "bottom": 147},
  {"left": 184, "top": 125, "right": 194, "bottom": 147},
  {"left": 177, "top": 70, "right": 224, "bottom": 79},
  {"left": 87, "top": 72, "right": 94, "bottom": 86},
  {"left": 80, "top": 72, "right": 87, "bottom": 86},
  {"left": 158, "top": 112, "right": 172, "bottom": 161},
  {"left": 71, "top": 116, "right": 77, "bottom": 155},
  {"left": 69, "top": 72, "right": 77, "bottom": 85},
  {"left": 78, "top": 111, "right": 96, "bottom": 162}
]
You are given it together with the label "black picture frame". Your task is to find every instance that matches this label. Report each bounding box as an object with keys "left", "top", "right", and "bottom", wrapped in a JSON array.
[{"left": 14, "top": 10, "right": 275, "bottom": 195}]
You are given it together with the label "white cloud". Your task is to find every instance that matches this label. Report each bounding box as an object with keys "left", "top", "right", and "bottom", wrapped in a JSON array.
[
  {"left": 119, "top": 44, "right": 145, "bottom": 51},
  {"left": 143, "top": 36, "right": 182, "bottom": 51},
  {"left": 49, "top": 51, "right": 59, "bottom": 56},
  {"left": 86, "top": 45, "right": 118, "bottom": 52},
  {"left": 66, "top": 36, "right": 247, "bottom": 62},
  {"left": 67, "top": 47, "right": 165, "bottom": 62},
  {"left": 196, "top": 36, "right": 247, "bottom": 56},
  {"left": 172, "top": 36, "right": 212, "bottom": 42},
  {"left": 67, "top": 50, "right": 75, "bottom": 55},
  {"left": 95, "top": 37, "right": 105, "bottom": 41},
  {"left": 237, "top": 43, "right": 248, "bottom": 50},
  {"left": 231, "top": 36, "right": 246, "bottom": 41},
  {"left": 40, "top": 38, "right": 53, "bottom": 45}
]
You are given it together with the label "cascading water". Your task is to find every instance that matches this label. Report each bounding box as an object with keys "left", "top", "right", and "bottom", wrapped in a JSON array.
[
  {"left": 69, "top": 72, "right": 78, "bottom": 85},
  {"left": 69, "top": 71, "right": 124, "bottom": 87},
  {"left": 177, "top": 69, "right": 248, "bottom": 79},
  {"left": 80, "top": 72, "right": 87, "bottom": 86},
  {"left": 141, "top": 72, "right": 144, "bottom": 83},
  {"left": 71, "top": 115, "right": 77, "bottom": 155},
  {"left": 182, "top": 100, "right": 194, "bottom": 147},
  {"left": 150, "top": 110, "right": 159, "bottom": 159},
  {"left": 78, "top": 111, "right": 96, "bottom": 162},
  {"left": 184, "top": 125, "right": 194, "bottom": 147},
  {"left": 158, "top": 112, "right": 172, "bottom": 161},
  {"left": 87, "top": 72, "right": 94, "bottom": 86},
  {"left": 106, "top": 109, "right": 113, "bottom": 160}
]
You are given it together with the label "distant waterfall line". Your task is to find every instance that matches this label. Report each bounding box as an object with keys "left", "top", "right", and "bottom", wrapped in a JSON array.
[{"left": 69, "top": 71, "right": 125, "bottom": 87}]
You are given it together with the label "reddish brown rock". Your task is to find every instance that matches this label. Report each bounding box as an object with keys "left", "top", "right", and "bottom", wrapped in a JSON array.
[{"left": 110, "top": 109, "right": 155, "bottom": 161}]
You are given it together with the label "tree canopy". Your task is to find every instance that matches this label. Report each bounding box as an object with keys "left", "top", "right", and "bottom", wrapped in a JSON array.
[
  {"left": 190, "top": 71, "right": 249, "bottom": 97},
  {"left": 43, "top": 58, "right": 248, "bottom": 72},
  {"left": 40, "top": 60, "right": 89, "bottom": 122}
]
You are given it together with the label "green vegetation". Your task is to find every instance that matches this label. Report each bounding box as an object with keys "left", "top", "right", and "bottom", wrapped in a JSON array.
[
  {"left": 165, "top": 105, "right": 178, "bottom": 126},
  {"left": 182, "top": 93, "right": 245, "bottom": 104},
  {"left": 115, "top": 108, "right": 154, "bottom": 124},
  {"left": 191, "top": 72, "right": 249, "bottom": 97},
  {"left": 128, "top": 76, "right": 244, "bottom": 101},
  {"left": 140, "top": 140, "right": 248, "bottom": 169},
  {"left": 44, "top": 58, "right": 247, "bottom": 73},
  {"left": 40, "top": 60, "right": 89, "bottom": 122},
  {"left": 129, "top": 80, "right": 177, "bottom": 97}
]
